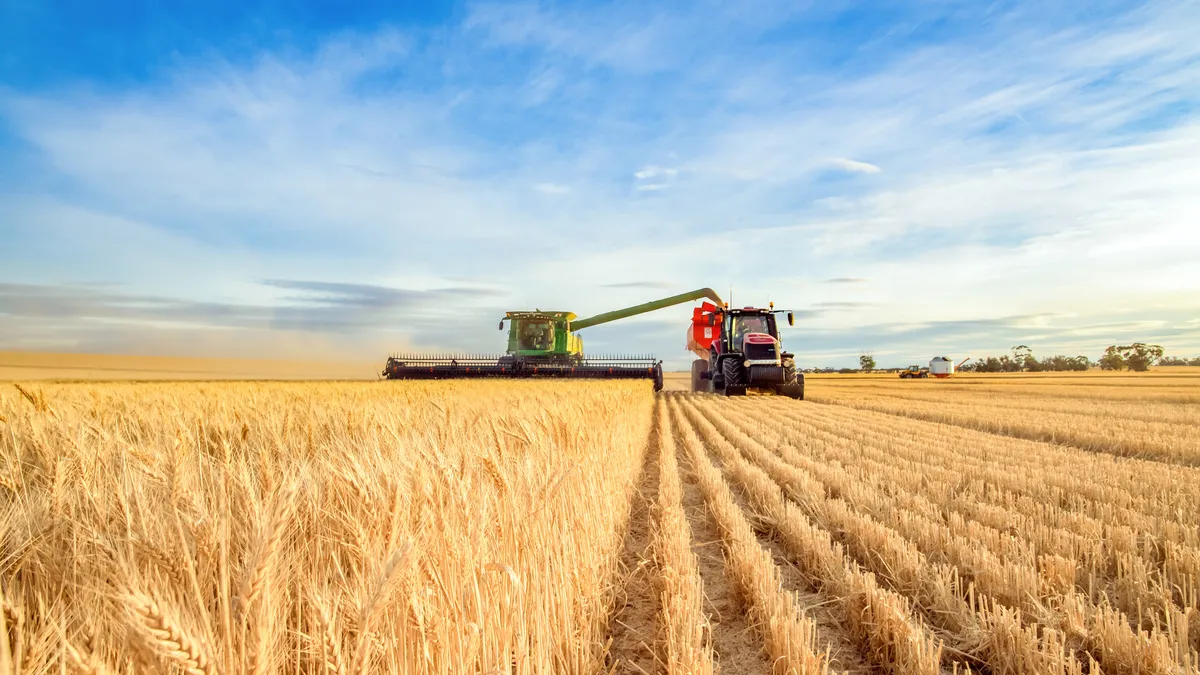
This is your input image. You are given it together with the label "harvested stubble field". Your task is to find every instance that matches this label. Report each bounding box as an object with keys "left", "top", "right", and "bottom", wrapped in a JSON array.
[{"left": 1, "top": 372, "right": 1198, "bottom": 675}]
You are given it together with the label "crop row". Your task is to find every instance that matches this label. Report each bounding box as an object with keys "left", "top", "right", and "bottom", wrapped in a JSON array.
[
  {"left": 808, "top": 386, "right": 1200, "bottom": 464},
  {"left": 812, "top": 385, "right": 1199, "bottom": 426},
  {"left": 728, "top": 399, "right": 1200, "bottom": 651},
  {"left": 668, "top": 393, "right": 1200, "bottom": 673}
]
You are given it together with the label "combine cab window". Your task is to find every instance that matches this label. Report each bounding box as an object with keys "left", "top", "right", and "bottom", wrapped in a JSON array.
[{"left": 517, "top": 321, "right": 554, "bottom": 351}]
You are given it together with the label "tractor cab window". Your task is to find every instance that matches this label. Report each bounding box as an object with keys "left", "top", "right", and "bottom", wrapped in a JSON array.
[
  {"left": 517, "top": 321, "right": 554, "bottom": 351},
  {"left": 731, "top": 315, "right": 770, "bottom": 342}
]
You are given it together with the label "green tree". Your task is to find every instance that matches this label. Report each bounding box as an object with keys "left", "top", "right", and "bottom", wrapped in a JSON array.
[
  {"left": 1098, "top": 345, "right": 1126, "bottom": 371},
  {"left": 859, "top": 353, "right": 876, "bottom": 371},
  {"left": 1123, "top": 343, "right": 1163, "bottom": 372},
  {"left": 1012, "top": 345, "right": 1037, "bottom": 371},
  {"left": 1100, "top": 343, "right": 1163, "bottom": 371}
]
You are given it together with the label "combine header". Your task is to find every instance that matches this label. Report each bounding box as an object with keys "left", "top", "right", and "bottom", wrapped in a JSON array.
[{"left": 382, "top": 288, "right": 725, "bottom": 391}]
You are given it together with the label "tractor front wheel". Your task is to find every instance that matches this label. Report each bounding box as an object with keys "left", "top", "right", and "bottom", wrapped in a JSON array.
[
  {"left": 778, "top": 360, "right": 803, "bottom": 399},
  {"left": 721, "top": 358, "right": 746, "bottom": 396}
]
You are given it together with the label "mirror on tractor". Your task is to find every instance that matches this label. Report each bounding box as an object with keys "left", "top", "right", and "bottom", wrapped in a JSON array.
[
  {"left": 498, "top": 320, "right": 505, "bottom": 330},
  {"left": 787, "top": 311, "right": 794, "bottom": 326}
]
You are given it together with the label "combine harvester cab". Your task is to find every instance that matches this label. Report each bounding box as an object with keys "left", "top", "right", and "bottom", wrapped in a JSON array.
[
  {"left": 688, "top": 300, "right": 804, "bottom": 399},
  {"left": 382, "top": 288, "right": 728, "bottom": 392}
]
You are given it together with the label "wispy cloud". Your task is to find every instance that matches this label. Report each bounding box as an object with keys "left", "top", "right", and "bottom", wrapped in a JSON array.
[
  {"left": 599, "top": 281, "right": 675, "bottom": 290},
  {"left": 815, "top": 301, "right": 874, "bottom": 309},
  {"left": 0, "top": 281, "right": 502, "bottom": 331},
  {"left": 827, "top": 158, "right": 882, "bottom": 174}
]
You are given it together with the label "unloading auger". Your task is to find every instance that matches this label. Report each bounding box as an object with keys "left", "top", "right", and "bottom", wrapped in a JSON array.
[{"left": 381, "top": 288, "right": 724, "bottom": 392}]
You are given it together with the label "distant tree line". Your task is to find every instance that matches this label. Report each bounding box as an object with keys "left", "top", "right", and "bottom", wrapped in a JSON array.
[
  {"left": 959, "top": 345, "right": 1091, "bottom": 373},
  {"left": 1159, "top": 356, "right": 1200, "bottom": 366},
  {"left": 822, "top": 342, "right": 1197, "bottom": 373},
  {"left": 957, "top": 342, "right": 1194, "bottom": 373}
]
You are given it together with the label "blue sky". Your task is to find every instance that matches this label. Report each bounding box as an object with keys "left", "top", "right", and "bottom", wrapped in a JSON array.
[{"left": 2, "top": 0, "right": 1198, "bottom": 369}]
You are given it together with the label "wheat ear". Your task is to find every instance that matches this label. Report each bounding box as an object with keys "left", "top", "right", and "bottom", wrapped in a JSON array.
[
  {"left": 313, "top": 597, "right": 347, "bottom": 675},
  {"left": 65, "top": 640, "right": 113, "bottom": 675},
  {"left": 239, "top": 484, "right": 297, "bottom": 620},
  {"left": 125, "top": 592, "right": 216, "bottom": 675},
  {"left": 0, "top": 586, "right": 15, "bottom": 675},
  {"left": 351, "top": 542, "right": 413, "bottom": 675}
]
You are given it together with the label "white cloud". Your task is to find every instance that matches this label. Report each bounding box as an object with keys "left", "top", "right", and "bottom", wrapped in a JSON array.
[
  {"left": 534, "top": 182, "right": 570, "bottom": 194},
  {"left": 634, "top": 165, "right": 678, "bottom": 179},
  {"left": 827, "top": 158, "right": 882, "bottom": 174},
  {"left": 635, "top": 183, "right": 669, "bottom": 191}
]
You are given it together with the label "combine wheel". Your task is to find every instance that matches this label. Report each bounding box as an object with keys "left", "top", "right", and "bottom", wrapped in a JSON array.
[{"left": 690, "top": 359, "right": 712, "bottom": 393}]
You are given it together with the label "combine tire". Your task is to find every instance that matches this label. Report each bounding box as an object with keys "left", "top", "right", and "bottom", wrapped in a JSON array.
[
  {"left": 721, "top": 358, "right": 746, "bottom": 396},
  {"left": 690, "top": 359, "right": 712, "bottom": 393}
]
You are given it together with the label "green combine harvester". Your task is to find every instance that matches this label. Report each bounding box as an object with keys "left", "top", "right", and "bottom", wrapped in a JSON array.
[{"left": 382, "top": 288, "right": 724, "bottom": 391}]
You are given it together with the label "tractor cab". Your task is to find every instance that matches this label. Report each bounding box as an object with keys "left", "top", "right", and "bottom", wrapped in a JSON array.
[
  {"left": 727, "top": 309, "right": 778, "bottom": 345},
  {"left": 721, "top": 308, "right": 784, "bottom": 365}
]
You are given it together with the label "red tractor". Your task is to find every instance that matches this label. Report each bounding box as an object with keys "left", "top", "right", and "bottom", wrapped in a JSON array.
[{"left": 688, "top": 302, "right": 803, "bottom": 399}]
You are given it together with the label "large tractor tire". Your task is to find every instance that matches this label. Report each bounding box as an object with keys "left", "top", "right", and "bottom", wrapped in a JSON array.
[
  {"left": 690, "top": 359, "right": 712, "bottom": 393},
  {"left": 721, "top": 358, "right": 746, "bottom": 396},
  {"left": 777, "top": 360, "right": 803, "bottom": 399}
]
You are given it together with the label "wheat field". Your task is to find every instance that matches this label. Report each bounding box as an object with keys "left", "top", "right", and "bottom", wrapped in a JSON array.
[{"left": 1, "top": 372, "right": 1198, "bottom": 674}]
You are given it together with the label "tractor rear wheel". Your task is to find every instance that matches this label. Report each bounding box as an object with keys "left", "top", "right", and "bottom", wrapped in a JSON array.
[
  {"left": 721, "top": 358, "right": 746, "bottom": 396},
  {"left": 691, "top": 359, "right": 711, "bottom": 393}
]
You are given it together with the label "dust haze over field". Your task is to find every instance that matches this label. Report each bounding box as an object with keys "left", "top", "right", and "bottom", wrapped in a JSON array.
[{"left": 0, "top": 351, "right": 380, "bottom": 382}]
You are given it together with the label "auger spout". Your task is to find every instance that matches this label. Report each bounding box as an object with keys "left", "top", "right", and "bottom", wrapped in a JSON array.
[{"left": 572, "top": 288, "right": 724, "bottom": 331}]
